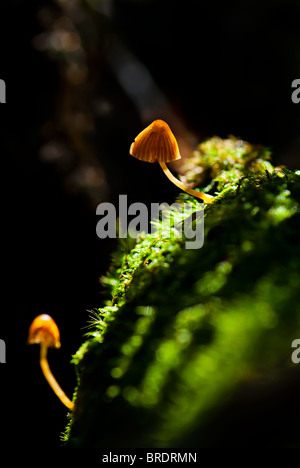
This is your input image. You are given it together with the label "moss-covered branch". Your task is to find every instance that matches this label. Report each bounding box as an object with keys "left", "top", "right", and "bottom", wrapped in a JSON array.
[{"left": 64, "top": 137, "right": 300, "bottom": 448}]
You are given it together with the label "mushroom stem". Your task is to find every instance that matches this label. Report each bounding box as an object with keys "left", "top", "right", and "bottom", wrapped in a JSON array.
[
  {"left": 159, "top": 161, "right": 214, "bottom": 203},
  {"left": 40, "top": 343, "right": 74, "bottom": 410}
]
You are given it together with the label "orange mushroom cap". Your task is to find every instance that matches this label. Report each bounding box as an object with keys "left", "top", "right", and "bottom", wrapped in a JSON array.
[
  {"left": 130, "top": 119, "right": 181, "bottom": 163},
  {"left": 28, "top": 314, "right": 61, "bottom": 349}
]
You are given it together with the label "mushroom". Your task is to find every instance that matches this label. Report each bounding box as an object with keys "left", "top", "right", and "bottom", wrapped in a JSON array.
[
  {"left": 130, "top": 119, "right": 214, "bottom": 203},
  {"left": 27, "top": 314, "right": 74, "bottom": 410}
]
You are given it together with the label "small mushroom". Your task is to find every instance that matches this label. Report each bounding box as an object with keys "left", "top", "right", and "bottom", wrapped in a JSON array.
[
  {"left": 130, "top": 119, "right": 214, "bottom": 203},
  {"left": 28, "top": 314, "right": 74, "bottom": 410}
]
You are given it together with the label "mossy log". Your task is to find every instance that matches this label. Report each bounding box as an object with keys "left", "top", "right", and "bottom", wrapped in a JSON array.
[{"left": 65, "top": 137, "right": 300, "bottom": 447}]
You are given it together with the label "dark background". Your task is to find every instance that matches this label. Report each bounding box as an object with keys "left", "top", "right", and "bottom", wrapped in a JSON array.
[{"left": 0, "top": 0, "right": 299, "bottom": 448}]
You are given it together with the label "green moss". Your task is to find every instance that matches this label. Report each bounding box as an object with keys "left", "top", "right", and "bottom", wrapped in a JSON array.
[{"left": 64, "top": 136, "right": 300, "bottom": 447}]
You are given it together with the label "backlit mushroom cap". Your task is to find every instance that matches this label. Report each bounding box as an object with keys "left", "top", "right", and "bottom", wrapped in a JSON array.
[
  {"left": 130, "top": 119, "right": 181, "bottom": 163},
  {"left": 28, "top": 314, "right": 61, "bottom": 349}
]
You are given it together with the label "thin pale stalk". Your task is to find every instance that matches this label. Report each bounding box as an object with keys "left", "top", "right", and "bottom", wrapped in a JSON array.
[
  {"left": 159, "top": 162, "right": 214, "bottom": 203},
  {"left": 40, "top": 344, "right": 74, "bottom": 410}
]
